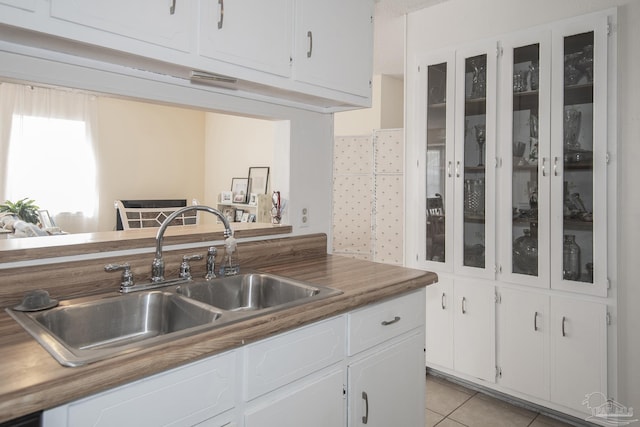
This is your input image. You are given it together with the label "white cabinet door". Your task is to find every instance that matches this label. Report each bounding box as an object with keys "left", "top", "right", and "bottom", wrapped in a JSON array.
[
  {"left": 549, "top": 14, "right": 609, "bottom": 297},
  {"left": 425, "top": 278, "right": 454, "bottom": 369},
  {"left": 50, "top": 0, "right": 195, "bottom": 53},
  {"left": 294, "top": 0, "right": 373, "bottom": 97},
  {"left": 497, "top": 287, "right": 549, "bottom": 400},
  {"left": 198, "top": 0, "right": 293, "bottom": 77},
  {"left": 43, "top": 350, "right": 237, "bottom": 427},
  {"left": 349, "top": 332, "right": 425, "bottom": 427},
  {"left": 453, "top": 278, "right": 495, "bottom": 382},
  {"left": 550, "top": 296, "right": 607, "bottom": 414},
  {"left": 245, "top": 368, "right": 345, "bottom": 427},
  {"left": 453, "top": 41, "right": 498, "bottom": 280}
]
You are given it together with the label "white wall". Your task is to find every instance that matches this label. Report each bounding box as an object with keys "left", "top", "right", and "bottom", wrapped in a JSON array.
[
  {"left": 96, "top": 97, "right": 206, "bottom": 231},
  {"left": 334, "top": 74, "right": 404, "bottom": 135},
  {"left": 406, "top": 0, "right": 639, "bottom": 415},
  {"left": 203, "top": 113, "right": 276, "bottom": 224}
]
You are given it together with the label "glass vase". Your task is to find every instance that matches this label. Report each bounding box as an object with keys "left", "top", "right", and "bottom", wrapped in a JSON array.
[{"left": 563, "top": 234, "right": 581, "bottom": 281}]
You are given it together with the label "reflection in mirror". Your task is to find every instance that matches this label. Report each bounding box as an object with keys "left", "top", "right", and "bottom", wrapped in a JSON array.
[{"left": 0, "top": 81, "right": 280, "bottom": 235}]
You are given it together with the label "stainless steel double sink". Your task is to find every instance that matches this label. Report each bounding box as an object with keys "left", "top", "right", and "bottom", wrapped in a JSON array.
[{"left": 7, "top": 272, "right": 342, "bottom": 367}]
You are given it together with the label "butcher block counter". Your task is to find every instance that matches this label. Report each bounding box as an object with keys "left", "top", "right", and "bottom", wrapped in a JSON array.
[{"left": 0, "top": 233, "right": 437, "bottom": 423}]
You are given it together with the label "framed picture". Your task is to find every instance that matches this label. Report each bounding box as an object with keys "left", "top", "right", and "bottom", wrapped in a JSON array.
[
  {"left": 222, "top": 207, "right": 235, "bottom": 223},
  {"left": 235, "top": 209, "right": 245, "bottom": 222},
  {"left": 220, "top": 191, "right": 233, "bottom": 203},
  {"left": 231, "top": 177, "right": 249, "bottom": 204},
  {"left": 248, "top": 167, "right": 269, "bottom": 195},
  {"left": 38, "top": 210, "right": 55, "bottom": 229},
  {"left": 248, "top": 193, "right": 258, "bottom": 206},
  {"left": 248, "top": 213, "right": 256, "bottom": 223},
  {"left": 241, "top": 212, "right": 250, "bottom": 222}
]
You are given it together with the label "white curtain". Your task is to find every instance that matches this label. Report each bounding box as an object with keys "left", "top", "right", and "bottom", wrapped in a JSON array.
[{"left": 0, "top": 82, "right": 99, "bottom": 233}]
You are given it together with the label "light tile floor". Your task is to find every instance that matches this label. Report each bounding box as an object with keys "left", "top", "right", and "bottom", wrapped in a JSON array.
[{"left": 425, "top": 374, "right": 577, "bottom": 427}]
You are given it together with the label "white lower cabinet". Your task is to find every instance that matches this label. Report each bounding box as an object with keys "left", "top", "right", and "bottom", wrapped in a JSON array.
[
  {"left": 549, "top": 296, "right": 607, "bottom": 414},
  {"left": 497, "top": 287, "right": 608, "bottom": 415},
  {"left": 348, "top": 288, "right": 426, "bottom": 427},
  {"left": 348, "top": 332, "right": 425, "bottom": 427},
  {"left": 425, "top": 276, "right": 496, "bottom": 382},
  {"left": 42, "top": 350, "right": 237, "bottom": 427},
  {"left": 244, "top": 368, "right": 345, "bottom": 427},
  {"left": 497, "top": 287, "right": 549, "bottom": 400},
  {"left": 44, "top": 290, "right": 428, "bottom": 427}
]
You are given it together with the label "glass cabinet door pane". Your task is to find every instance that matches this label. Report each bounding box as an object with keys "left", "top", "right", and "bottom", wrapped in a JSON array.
[
  {"left": 463, "top": 54, "right": 487, "bottom": 269},
  {"left": 426, "top": 63, "right": 447, "bottom": 263},
  {"left": 511, "top": 44, "right": 540, "bottom": 277},
  {"left": 562, "top": 31, "right": 594, "bottom": 284}
]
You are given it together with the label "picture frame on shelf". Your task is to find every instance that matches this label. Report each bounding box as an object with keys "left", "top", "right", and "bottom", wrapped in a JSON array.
[
  {"left": 241, "top": 212, "right": 250, "bottom": 222},
  {"left": 248, "top": 167, "right": 270, "bottom": 195},
  {"left": 231, "top": 177, "right": 249, "bottom": 204},
  {"left": 37, "top": 210, "right": 55, "bottom": 229},
  {"left": 235, "top": 209, "right": 245, "bottom": 222},
  {"left": 222, "top": 207, "right": 235, "bottom": 223},
  {"left": 220, "top": 191, "right": 233, "bottom": 203},
  {"left": 248, "top": 213, "right": 256, "bottom": 223},
  {"left": 248, "top": 193, "right": 258, "bottom": 206}
]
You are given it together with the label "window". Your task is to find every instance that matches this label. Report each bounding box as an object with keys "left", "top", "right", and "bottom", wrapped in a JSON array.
[
  {"left": 0, "top": 82, "right": 99, "bottom": 230},
  {"left": 5, "top": 115, "right": 97, "bottom": 216}
]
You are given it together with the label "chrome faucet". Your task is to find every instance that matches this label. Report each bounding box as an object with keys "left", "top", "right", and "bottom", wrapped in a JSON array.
[{"left": 151, "top": 205, "right": 233, "bottom": 283}]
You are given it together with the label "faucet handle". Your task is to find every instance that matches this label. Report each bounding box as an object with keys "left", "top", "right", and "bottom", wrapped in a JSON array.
[
  {"left": 105, "top": 263, "right": 134, "bottom": 291},
  {"left": 179, "top": 254, "right": 203, "bottom": 280}
]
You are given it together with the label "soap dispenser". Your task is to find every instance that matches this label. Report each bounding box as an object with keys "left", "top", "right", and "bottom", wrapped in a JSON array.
[{"left": 219, "top": 233, "right": 239, "bottom": 276}]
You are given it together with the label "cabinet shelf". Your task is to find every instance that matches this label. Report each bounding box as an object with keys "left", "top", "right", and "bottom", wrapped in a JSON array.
[
  {"left": 564, "top": 83, "right": 593, "bottom": 105},
  {"left": 464, "top": 214, "right": 485, "bottom": 223},
  {"left": 513, "top": 90, "right": 539, "bottom": 111},
  {"left": 563, "top": 218, "right": 593, "bottom": 231},
  {"left": 464, "top": 165, "right": 486, "bottom": 173},
  {"left": 464, "top": 97, "right": 486, "bottom": 116}
]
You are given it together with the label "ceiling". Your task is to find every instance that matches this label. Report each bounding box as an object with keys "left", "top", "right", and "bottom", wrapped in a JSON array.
[{"left": 372, "top": 0, "right": 449, "bottom": 76}]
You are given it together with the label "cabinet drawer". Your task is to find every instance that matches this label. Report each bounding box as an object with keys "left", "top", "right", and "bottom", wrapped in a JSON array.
[
  {"left": 348, "top": 289, "right": 426, "bottom": 356},
  {"left": 244, "top": 316, "right": 345, "bottom": 401}
]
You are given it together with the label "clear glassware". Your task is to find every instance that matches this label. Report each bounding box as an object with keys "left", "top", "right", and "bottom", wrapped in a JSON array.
[
  {"left": 563, "top": 234, "right": 581, "bottom": 281},
  {"left": 513, "top": 224, "right": 538, "bottom": 276}
]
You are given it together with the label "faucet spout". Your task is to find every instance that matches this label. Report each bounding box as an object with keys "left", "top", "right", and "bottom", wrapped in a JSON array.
[{"left": 151, "top": 205, "right": 232, "bottom": 283}]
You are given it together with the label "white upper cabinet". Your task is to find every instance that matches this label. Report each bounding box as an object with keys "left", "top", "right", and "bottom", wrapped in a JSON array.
[
  {"left": 293, "top": 0, "right": 373, "bottom": 98},
  {"left": 499, "top": 13, "right": 610, "bottom": 296},
  {"left": 453, "top": 41, "right": 498, "bottom": 280},
  {"left": 198, "top": 0, "right": 293, "bottom": 77},
  {"left": 49, "top": 0, "right": 196, "bottom": 53},
  {"left": 0, "top": 0, "right": 374, "bottom": 110}
]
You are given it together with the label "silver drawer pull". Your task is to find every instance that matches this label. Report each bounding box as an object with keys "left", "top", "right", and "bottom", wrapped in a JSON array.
[
  {"left": 362, "top": 391, "right": 369, "bottom": 424},
  {"left": 381, "top": 316, "right": 401, "bottom": 326}
]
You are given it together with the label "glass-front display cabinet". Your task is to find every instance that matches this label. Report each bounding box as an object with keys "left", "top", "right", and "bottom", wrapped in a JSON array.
[
  {"left": 501, "top": 16, "right": 609, "bottom": 296},
  {"left": 421, "top": 43, "right": 496, "bottom": 279},
  {"left": 454, "top": 43, "right": 496, "bottom": 279},
  {"left": 550, "top": 18, "right": 608, "bottom": 296}
]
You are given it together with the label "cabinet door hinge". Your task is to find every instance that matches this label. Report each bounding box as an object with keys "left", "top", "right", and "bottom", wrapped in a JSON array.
[
  {"left": 606, "top": 152, "right": 611, "bottom": 164},
  {"left": 607, "top": 22, "right": 612, "bottom": 36},
  {"left": 496, "top": 42, "right": 503, "bottom": 58},
  {"left": 496, "top": 366, "right": 502, "bottom": 379},
  {"left": 495, "top": 290, "right": 501, "bottom": 304},
  {"left": 495, "top": 157, "right": 502, "bottom": 168},
  {"left": 343, "top": 385, "right": 347, "bottom": 398},
  {"left": 418, "top": 65, "right": 421, "bottom": 72},
  {"left": 606, "top": 312, "right": 612, "bottom": 326},
  {"left": 607, "top": 278, "right": 611, "bottom": 289}
]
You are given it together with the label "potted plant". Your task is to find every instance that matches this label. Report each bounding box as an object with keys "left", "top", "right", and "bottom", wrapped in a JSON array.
[{"left": 0, "top": 198, "right": 40, "bottom": 224}]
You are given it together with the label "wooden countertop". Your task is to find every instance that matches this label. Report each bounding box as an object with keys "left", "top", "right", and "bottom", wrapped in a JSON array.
[{"left": 0, "top": 254, "right": 437, "bottom": 423}]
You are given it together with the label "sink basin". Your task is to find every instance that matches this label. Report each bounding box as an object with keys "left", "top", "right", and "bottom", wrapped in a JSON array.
[
  {"left": 8, "top": 291, "right": 223, "bottom": 366},
  {"left": 176, "top": 272, "right": 341, "bottom": 312},
  {"left": 8, "top": 272, "right": 342, "bottom": 367}
]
